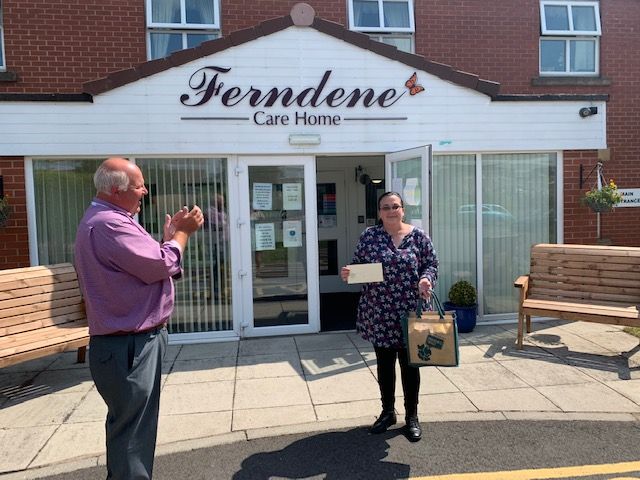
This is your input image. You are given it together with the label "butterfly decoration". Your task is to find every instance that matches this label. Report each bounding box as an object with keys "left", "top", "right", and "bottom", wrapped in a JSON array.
[{"left": 405, "top": 72, "right": 425, "bottom": 95}]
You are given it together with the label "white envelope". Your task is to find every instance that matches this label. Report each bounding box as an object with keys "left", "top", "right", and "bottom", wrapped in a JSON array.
[{"left": 347, "top": 263, "right": 384, "bottom": 284}]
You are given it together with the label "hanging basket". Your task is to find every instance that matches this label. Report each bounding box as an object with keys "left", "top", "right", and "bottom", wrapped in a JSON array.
[
  {"left": 583, "top": 198, "right": 613, "bottom": 213},
  {"left": 0, "top": 205, "right": 11, "bottom": 228}
]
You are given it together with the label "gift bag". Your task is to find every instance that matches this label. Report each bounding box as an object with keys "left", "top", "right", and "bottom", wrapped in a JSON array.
[{"left": 401, "top": 292, "right": 459, "bottom": 367}]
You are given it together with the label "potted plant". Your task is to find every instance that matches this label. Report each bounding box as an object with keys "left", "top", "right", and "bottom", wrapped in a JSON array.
[
  {"left": 0, "top": 195, "right": 10, "bottom": 228},
  {"left": 582, "top": 179, "right": 623, "bottom": 213},
  {"left": 443, "top": 280, "right": 477, "bottom": 333}
]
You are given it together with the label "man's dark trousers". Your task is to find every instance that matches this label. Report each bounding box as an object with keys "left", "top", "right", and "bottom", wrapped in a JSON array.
[{"left": 90, "top": 327, "right": 168, "bottom": 480}]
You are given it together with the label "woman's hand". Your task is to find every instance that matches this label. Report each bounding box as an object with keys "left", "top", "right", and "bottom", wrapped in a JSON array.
[
  {"left": 418, "top": 277, "right": 432, "bottom": 300},
  {"left": 340, "top": 266, "right": 351, "bottom": 283}
]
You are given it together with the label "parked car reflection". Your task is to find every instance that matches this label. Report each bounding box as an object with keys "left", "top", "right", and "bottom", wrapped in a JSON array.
[{"left": 458, "top": 203, "right": 517, "bottom": 238}]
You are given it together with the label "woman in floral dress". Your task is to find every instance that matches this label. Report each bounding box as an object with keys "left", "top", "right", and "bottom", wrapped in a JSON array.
[{"left": 341, "top": 192, "right": 438, "bottom": 442}]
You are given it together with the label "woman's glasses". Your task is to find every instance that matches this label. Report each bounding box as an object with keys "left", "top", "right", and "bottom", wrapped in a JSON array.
[{"left": 380, "top": 205, "right": 403, "bottom": 211}]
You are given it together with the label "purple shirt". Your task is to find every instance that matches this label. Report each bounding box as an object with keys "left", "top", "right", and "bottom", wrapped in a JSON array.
[{"left": 74, "top": 199, "right": 183, "bottom": 336}]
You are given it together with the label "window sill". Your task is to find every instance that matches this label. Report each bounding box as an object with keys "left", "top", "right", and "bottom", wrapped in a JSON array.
[
  {"left": 0, "top": 71, "right": 18, "bottom": 82},
  {"left": 531, "top": 76, "right": 611, "bottom": 87}
]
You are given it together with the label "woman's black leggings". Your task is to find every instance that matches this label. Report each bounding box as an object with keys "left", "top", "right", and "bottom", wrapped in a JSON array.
[{"left": 374, "top": 345, "right": 420, "bottom": 417}]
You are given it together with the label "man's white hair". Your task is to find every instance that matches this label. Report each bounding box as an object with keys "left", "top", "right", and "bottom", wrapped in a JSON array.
[{"left": 93, "top": 162, "right": 130, "bottom": 194}]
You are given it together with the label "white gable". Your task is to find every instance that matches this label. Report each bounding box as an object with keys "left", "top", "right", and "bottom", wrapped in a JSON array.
[{"left": 0, "top": 27, "right": 606, "bottom": 156}]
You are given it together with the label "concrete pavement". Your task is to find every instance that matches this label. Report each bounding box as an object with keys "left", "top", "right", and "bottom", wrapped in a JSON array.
[{"left": 1, "top": 320, "right": 640, "bottom": 479}]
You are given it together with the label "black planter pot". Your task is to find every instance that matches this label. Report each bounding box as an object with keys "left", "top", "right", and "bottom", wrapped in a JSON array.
[{"left": 443, "top": 302, "right": 477, "bottom": 333}]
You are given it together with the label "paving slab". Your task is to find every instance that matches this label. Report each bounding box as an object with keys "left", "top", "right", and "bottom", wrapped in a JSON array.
[
  {"left": 300, "top": 348, "right": 367, "bottom": 376},
  {"left": 497, "top": 357, "right": 593, "bottom": 387},
  {"left": 419, "top": 391, "right": 477, "bottom": 414},
  {"left": 0, "top": 426, "right": 57, "bottom": 473},
  {"left": 439, "top": 361, "right": 528, "bottom": 392},
  {"left": 238, "top": 337, "right": 297, "bottom": 356},
  {"left": 306, "top": 369, "right": 379, "bottom": 404},
  {"left": 232, "top": 404, "right": 316, "bottom": 430},
  {"left": 175, "top": 341, "right": 238, "bottom": 361},
  {"left": 234, "top": 376, "right": 310, "bottom": 409},
  {"left": 536, "top": 382, "right": 640, "bottom": 413},
  {"left": 236, "top": 352, "right": 303, "bottom": 379},
  {"left": 160, "top": 380, "right": 234, "bottom": 414},
  {"left": 603, "top": 379, "right": 640, "bottom": 405},
  {"left": 30, "top": 421, "right": 104, "bottom": 468},
  {"left": 294, "top": 332, "right": 356, "bottom": 351},
  {"left": 66, "top": 388, "right": 106, "bottom": 423},
  {"left": 165, "top": 356, "right": 236, "bottom": 384},
  {"left": 158, "top": 411, "right": 232, "bottom": 443},
  {"left": 464, "top": 387, "right": 561, "bottom": 412},
  {"left": 0, "top": 392, "right": 84, "bottom": 428},
  {"left": 315, "top": 399, "right": 380, "bottom": 422}
]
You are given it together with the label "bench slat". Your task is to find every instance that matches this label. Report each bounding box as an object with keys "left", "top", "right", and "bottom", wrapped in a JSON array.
[
  {"left": 530, "top": 266, "right": 640, "bottom": 280},
  {"left": 530, "top": 286, "right": 639, "bottom": 304},
  {"left": 522, "top": 299, "right": 638, "bottom": 316},
  {"left": 0, "top": 264, "right": 77, "bottom": 287},
  {"left": 0, "top": 294, "right": 84, "bottom": 319},
  {"left": 0, "top": 310, "right": 87, "bottom": 336},
  {"left": 530, "top": 279, "right": 640, "bottom": 297},
  {"left": 0, "top": 323, "right": 89, "bottom": 356},
  {"left": 533, "top": 244, "right": 640, "bottom": 257},
  {"left": 0, "top": 280, "right": 80, "bottom": 301},
  {"left": 0, "top": 304, "right": 84, "bottom": 329},
  {"left": 529, "top": 272, "right": 640, "bottom": 288},
  {"left": 0, "top": 337, "right": 89, "bottom": 369},
  {"left": 531, "top": 259, "right": 640, "bottom": 272}
]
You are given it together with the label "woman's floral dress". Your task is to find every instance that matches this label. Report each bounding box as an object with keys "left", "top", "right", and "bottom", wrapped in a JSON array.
[{"left": 352, "top": 224, "right": 439, "bottom": 348}]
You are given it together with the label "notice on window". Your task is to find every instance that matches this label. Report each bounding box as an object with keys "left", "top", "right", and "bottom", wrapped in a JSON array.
[
  {"left": 403, "top": 178, "right": 420, "bottom": 206},
  {"left": 253, "top": 183, "right": 273, "bottom": 210},
  {"left": 283, "top": 220, "right": 302, "bottom": 248},
  {"left": 255, "top": 223, "right": 275, "bottom": 251},
  {"left": 282, "top": 183, "right": 303, "bottom": 210}
]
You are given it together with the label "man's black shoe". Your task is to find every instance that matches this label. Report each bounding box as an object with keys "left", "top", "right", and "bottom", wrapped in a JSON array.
[
  {"left": 370, "top": 411, "right": 397, "bottom": 434},
  {"left": 405, "top": 416, "right": 422, "bottom": 442}
]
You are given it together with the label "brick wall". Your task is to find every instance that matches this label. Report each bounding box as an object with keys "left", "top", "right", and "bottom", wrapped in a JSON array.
[
  {"left": 0, "top": 157, "right": 30, "bottom": 269},
  {"left": 1, "top": 0, "right": 147, "bottom": 93}
]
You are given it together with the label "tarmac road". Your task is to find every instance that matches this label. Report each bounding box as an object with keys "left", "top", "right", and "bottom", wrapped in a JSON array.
[{"left": 37, "top": 420, "right": 640, "bottom": 480}]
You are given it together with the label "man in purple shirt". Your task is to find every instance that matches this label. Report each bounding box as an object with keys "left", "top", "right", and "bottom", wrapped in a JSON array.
[{"left": 74, "top": 157, "right": 203, "bottom": 480}]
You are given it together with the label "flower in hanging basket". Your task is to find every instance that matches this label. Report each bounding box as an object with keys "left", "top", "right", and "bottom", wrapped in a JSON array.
[
  {"left": 0, "top": 195, "right": 11, "bottom": 227},
  {"left": 582, "top": 179, "right": 623, "bottom": 213}
]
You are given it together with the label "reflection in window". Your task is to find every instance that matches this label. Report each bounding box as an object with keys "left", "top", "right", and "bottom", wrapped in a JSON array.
[
  {"left": 350, "top": 0, "right": 415, "bottom": 53},
  {"left": 147, "top": 0, "right": 220, "bottom": 59},
  {"left": 0, "top": 1, "right": 5, "bottom": 70},
  {"left": 539, "top": 1, "right": 601, "bottom": 75}
]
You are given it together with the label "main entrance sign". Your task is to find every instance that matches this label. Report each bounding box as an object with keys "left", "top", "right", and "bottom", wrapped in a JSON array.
[{"left": 180, "top": 67, "right": 424, "bottom": 126}]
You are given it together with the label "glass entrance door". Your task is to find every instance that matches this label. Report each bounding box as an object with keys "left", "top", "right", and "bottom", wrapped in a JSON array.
[
  {"left": 238, "top": 156, "right": 319, "bottom": 337},
  {"left": 385, "top": 146, "right": 432, "bottom": 231}
]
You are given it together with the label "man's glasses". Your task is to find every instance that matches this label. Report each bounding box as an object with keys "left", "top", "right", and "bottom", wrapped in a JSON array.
[{"left": 380, "top": 205, "right": 403, "bottom": 211}]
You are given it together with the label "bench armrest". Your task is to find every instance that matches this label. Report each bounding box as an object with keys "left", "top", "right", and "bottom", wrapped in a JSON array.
[
  {"left": 514, "top": 275, "right": 530, "bottom": 306},
  {"left": 514, "top": 275, "right": 529, "bottom": 289}
]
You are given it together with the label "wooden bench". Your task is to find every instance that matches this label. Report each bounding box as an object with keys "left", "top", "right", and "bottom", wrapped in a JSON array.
[
  {"left": 515, "top": 243, "right": 640, "bottom": 349},
  {"left": 0, "top": 263, "right": 89, "bottom": 368}
]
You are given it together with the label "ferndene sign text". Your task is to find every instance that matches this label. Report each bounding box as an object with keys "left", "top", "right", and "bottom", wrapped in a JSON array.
[{"left": 180, "top": 66, "right": 408, "bottom": 126}]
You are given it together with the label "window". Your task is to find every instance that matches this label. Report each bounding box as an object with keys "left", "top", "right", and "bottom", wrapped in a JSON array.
[
  {"left": 348, "top": 0, "right": 415, "bottom": 53},
  {"left": 146, "top": 0, "right": 220, "bottom": 60},
  {"left": 539, "top": 1, "right": 601, "bottom": 75},
  {"left": 0, "top": 0, "right": 5, "bottom": 71}
]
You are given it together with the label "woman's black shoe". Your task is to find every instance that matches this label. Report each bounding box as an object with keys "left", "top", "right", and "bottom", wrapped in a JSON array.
[
  {"left": 405, "top": 416, "right": 422, "bottom": 442},
  {"left": 370, "top": 411, "right": 397, "bottom": 434}
]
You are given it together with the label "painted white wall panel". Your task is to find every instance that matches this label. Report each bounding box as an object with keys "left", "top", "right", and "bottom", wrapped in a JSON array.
[{"left": 0, "top": 28, "right": 606, "bottom": 156}]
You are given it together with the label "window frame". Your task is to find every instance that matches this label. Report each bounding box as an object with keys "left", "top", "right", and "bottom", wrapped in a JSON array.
[
  {"left": 146, "top": 30, "right": 220, "bottom": 59},
  {"left": 146, "top": 0, "right": 221, "bottom": 60},
  {"left": 539, "top": 1, "right": 601, "bottom": 76},
  {"left": 348, "top": 0, "right": 415, "bottom": 34},
  {"left": 367, "top": 32, "right": 414, "bottom": 53},
  {"left": 0, "top": 0, "right": 5, "bottom": 71},
  {"left": 146, "top": 0, "right": 220, "bottom": 30}
]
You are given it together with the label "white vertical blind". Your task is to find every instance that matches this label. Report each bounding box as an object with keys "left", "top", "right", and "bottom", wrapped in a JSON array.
[
  {"left": 33, "top": 157, "right": 232, "bottom": 334},
  {"left": 138, "top": 158, "right": 232, "bottom": 333},
  {"left": 482, "top": 153, "right": 557, "bottom": 314},
  {"left": 431, "top": 155, "right": 477, "bottom": 302}
]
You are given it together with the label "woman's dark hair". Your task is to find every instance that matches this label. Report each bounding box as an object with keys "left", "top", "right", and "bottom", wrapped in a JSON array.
[
  {"left": 377, "top": 192, "right": 404, "bottom": 225},
  {"left": 377, "top": 191, "right": 404, "bottom": 210}
]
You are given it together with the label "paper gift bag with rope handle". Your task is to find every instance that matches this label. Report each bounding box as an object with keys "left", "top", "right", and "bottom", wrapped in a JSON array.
[{"left": 401, "top": 292, "right": 459, "bottom": 367}]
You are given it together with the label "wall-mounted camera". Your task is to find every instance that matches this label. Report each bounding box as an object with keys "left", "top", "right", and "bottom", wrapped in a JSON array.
[{"left": 579, "top": 106, "right": 598, "bottom": 118}]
